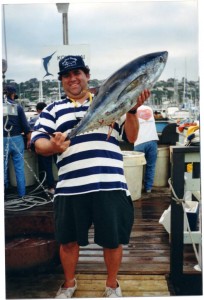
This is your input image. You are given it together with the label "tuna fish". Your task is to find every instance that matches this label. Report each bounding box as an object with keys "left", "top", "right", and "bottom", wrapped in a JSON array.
[{"left": 68, "top": 51, "right": 168, "bottom": 139}]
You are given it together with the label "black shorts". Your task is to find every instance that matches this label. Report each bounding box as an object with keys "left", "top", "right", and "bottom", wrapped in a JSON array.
[{"left": 54, "top": 190, "right": 134, "bottom": 249}]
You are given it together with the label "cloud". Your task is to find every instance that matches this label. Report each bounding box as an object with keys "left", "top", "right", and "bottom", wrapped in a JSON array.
[{"left": 2, "top": 1, "right": 199, "bottom": 83}]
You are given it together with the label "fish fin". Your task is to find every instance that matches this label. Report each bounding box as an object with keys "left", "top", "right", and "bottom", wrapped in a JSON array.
[
  {"left": 106, "top": 122, "right": 115, "bottom": 140},
  {"left": 118, "top": 73, "right": 147, "bottom": 100}
]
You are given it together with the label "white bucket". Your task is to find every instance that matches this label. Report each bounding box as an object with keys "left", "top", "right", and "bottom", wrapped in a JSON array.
[
  {"left": 122, "top": 151, "right": 146, "bottom": 201},
  {"left": 159, "top": 201, "right": 199, "bottom": 233},
  {"left": 153, "top": 146, "right": 170, "bottom": 187},
  {"left": 9, "top": 150, "right": 38, "bottom": 187}
]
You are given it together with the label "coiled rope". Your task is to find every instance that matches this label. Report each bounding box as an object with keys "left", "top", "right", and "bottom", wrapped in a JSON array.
[
  {"left": 5, "top": 171, "right": 54, "bottom": 211},
  {"left": 4, "top": 125, "right": 54, "bottom": 211}
]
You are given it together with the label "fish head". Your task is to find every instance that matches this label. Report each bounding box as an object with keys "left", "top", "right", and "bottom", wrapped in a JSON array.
[
  {"left": 118, "top": 51, "right": 168, "bottom": 102},
  {"left": 93, "top": 51, "right": 168, "bottom": 107},
  {"left": 144, "top": 51, "right": 168, "bottom": 84}
]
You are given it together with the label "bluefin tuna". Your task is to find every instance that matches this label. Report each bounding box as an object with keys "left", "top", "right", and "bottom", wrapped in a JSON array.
[{"left": 68, "top": 51, "right": 168, "bottom": 139}]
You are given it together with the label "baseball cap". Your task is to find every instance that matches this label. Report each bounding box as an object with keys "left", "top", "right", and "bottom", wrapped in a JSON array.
[
  {"left": 58, "top": 55, "right": 89, "bottom": 75},
  {"left": 6, "top": 85, "right": 16, "bottom": 94}
]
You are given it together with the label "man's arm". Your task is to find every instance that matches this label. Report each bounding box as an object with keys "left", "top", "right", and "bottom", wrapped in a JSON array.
[
  {"left": 124, "top": 113, "right": 139, "bottom": 143},
  {"left": 124, "top": 89, "right": 150, "bottom": 143},
  {"left": 34, "top": 132, "right": 70, "bottom": 156}
]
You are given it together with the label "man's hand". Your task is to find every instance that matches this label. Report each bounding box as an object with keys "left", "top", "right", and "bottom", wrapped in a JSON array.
[
  {"left": 35, "top": 132, "right": 70, "bottom": 156},
  {"left": 50, "top": 132, "right": 70, "bottom": 154},
  {"left": 125, "top": 89, "right": 150, "bottom": 143},
  {"left": 128, "top": 89, "right": 151, "bottom": 113},
  {"left": 136, "top": 89, "right": 150, "bottom": 107}
]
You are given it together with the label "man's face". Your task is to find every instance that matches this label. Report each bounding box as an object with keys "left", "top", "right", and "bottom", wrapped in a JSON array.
[
  {"left": 61, "top": 69, "right": 90, "bottom": 99},
  {"left": 10, "top": 93, "right": 16, "bottom": 100}
]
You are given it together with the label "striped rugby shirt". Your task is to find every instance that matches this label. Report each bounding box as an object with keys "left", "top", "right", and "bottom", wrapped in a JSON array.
[{"left": 31, "top": 96, "right": 130, "bottom": 197}]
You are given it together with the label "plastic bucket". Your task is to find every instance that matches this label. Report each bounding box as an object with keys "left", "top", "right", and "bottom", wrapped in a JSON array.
[
  {"left": 159, "top": 201, "right": 199, "bottom": 233},
  {"left": 153, "top": 145, "right": 170, "bottom": 187},
  {"left": 9, "top": 150, "right": 38, "bottom": 187},
  {"left": 122, "top": 151, "right": 146, "bottom": 201}
]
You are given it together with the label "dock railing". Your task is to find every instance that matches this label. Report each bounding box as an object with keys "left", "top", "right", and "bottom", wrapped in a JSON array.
[{"left": 169, "top": 145, "right": 201, "bottom": 291}]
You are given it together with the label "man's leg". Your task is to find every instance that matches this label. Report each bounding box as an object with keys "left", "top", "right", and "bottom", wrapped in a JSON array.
[
  {"left": 41, "top": 155, "right": 55, "bottom": 189},
  {"left": 11, "top": 136, "right": 26, "bottom": 197},
  {"left": 60, "top": 242, "right": 79, "bottom": 287},
  {"left": 144, "top": 141, "right": 158, "bottom": 191},
  {"left": 103, "top": 245, "right": 123, "bottom": 288},
  {"left": 3, "top": 137, "right": 10, "bottom": 189}
]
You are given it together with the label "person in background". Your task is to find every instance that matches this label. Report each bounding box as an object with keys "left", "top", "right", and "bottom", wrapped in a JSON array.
[
  {"left": 3, "top": 85, "right": 31, "bottom": 197},
  {"left": 29, "top": 102, "right": 56, "bottom": 194},
  {"left": 134, "top": 104, "right": 159, "bottom": 193},
  {"left": 31, "top": 55, "right": 150, "bottom": 298}
]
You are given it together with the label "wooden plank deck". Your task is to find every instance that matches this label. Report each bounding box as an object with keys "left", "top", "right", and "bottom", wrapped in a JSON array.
[
  {"left": 5, "top": 274, "right": 170, "bottom": 298},
  {"left": 5, "top": 186, "right": 201, "bottom": 298}
]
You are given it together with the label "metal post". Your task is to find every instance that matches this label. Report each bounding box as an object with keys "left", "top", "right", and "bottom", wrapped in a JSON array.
[
  {"left": 56, "top": 3, "right": 69, "bottom": 99},
  {"left": 56, "top": 3, "right": 69, "bottom": 45},
  {"left": 62, "top": 12, "right": 68, "bottom": 45}
]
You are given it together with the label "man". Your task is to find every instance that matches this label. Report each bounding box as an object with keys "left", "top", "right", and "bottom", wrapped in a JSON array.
[
  {"left": 31, "top": 56, "right": 150, "bottom": 298},
  {"left": 134, "top": 105, "right": 159, "bottom": 193},
  {"left": 3, "top": 85, "right": 31, "bottom": 197},
  {"left": 29, "top": 102, "right": 55, "bottom": 194}
]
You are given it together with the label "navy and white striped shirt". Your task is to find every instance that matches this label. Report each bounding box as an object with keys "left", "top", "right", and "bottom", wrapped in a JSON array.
[{"left": 31, "top": 97, "right": 130, "bottom": 197}]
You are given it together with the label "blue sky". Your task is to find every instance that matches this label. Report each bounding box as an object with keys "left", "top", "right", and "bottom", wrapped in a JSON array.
[{"left": 1, "top": 0, "right": 201, "bottom": 83}]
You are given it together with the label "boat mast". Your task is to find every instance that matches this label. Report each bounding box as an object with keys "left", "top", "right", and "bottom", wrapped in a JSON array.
[
  {"left": 39, "top": 81, "right": 43, "bottom": 101},
  {"left": 183, "top": 58, "right": 187, "bottom": 106},
  {"left": 173, "top": 69, "right": 179, "bottom": 107}
]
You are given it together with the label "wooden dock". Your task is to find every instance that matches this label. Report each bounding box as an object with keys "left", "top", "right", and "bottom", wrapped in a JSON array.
[
  {"left": 5, "top": 273, "right": 170, "bottom": 298},
  {"left": 5, "top": 186, "right": 201, "bottom": 298}
]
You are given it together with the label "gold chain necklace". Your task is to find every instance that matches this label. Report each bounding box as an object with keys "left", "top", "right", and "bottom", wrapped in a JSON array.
[
  {"left": 69, "top": 92, "right": 92, "bottom": 107},
  {"left": 69, "top": 92, "right": 93, "bottom": 120}
]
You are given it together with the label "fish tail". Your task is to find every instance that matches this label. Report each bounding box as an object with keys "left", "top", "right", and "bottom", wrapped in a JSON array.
[{"left": 44, "top": 72, "right": 53, "bottom": 78}]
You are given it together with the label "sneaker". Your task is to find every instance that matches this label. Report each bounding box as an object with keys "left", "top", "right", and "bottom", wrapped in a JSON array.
[
  {"left": 55, "top": 279, "right": 77, "bottom": 298},
  {"left": 103, "top": 280, "right": 122, "bottom": 297},
  {"left": 146, "top": 189, "right": 151, "bottom": 193}
]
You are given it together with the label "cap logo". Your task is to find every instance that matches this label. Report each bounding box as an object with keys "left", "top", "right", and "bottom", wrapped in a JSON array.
[{"left": 62, "top": 57, "right": 78, "bottom": 68}]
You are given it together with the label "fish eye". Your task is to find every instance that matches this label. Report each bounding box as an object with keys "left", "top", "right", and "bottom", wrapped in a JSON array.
[{"left": 159, "top": 56, "right": 164, "bottom": 63}]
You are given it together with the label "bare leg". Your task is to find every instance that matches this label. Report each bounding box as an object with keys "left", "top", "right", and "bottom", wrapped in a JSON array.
[
  {"left": 59, "top": 242, "right": 79, "bottom": 288},
  {"left": 103, "top": 245, "right": 123, "bottom": 288}
]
